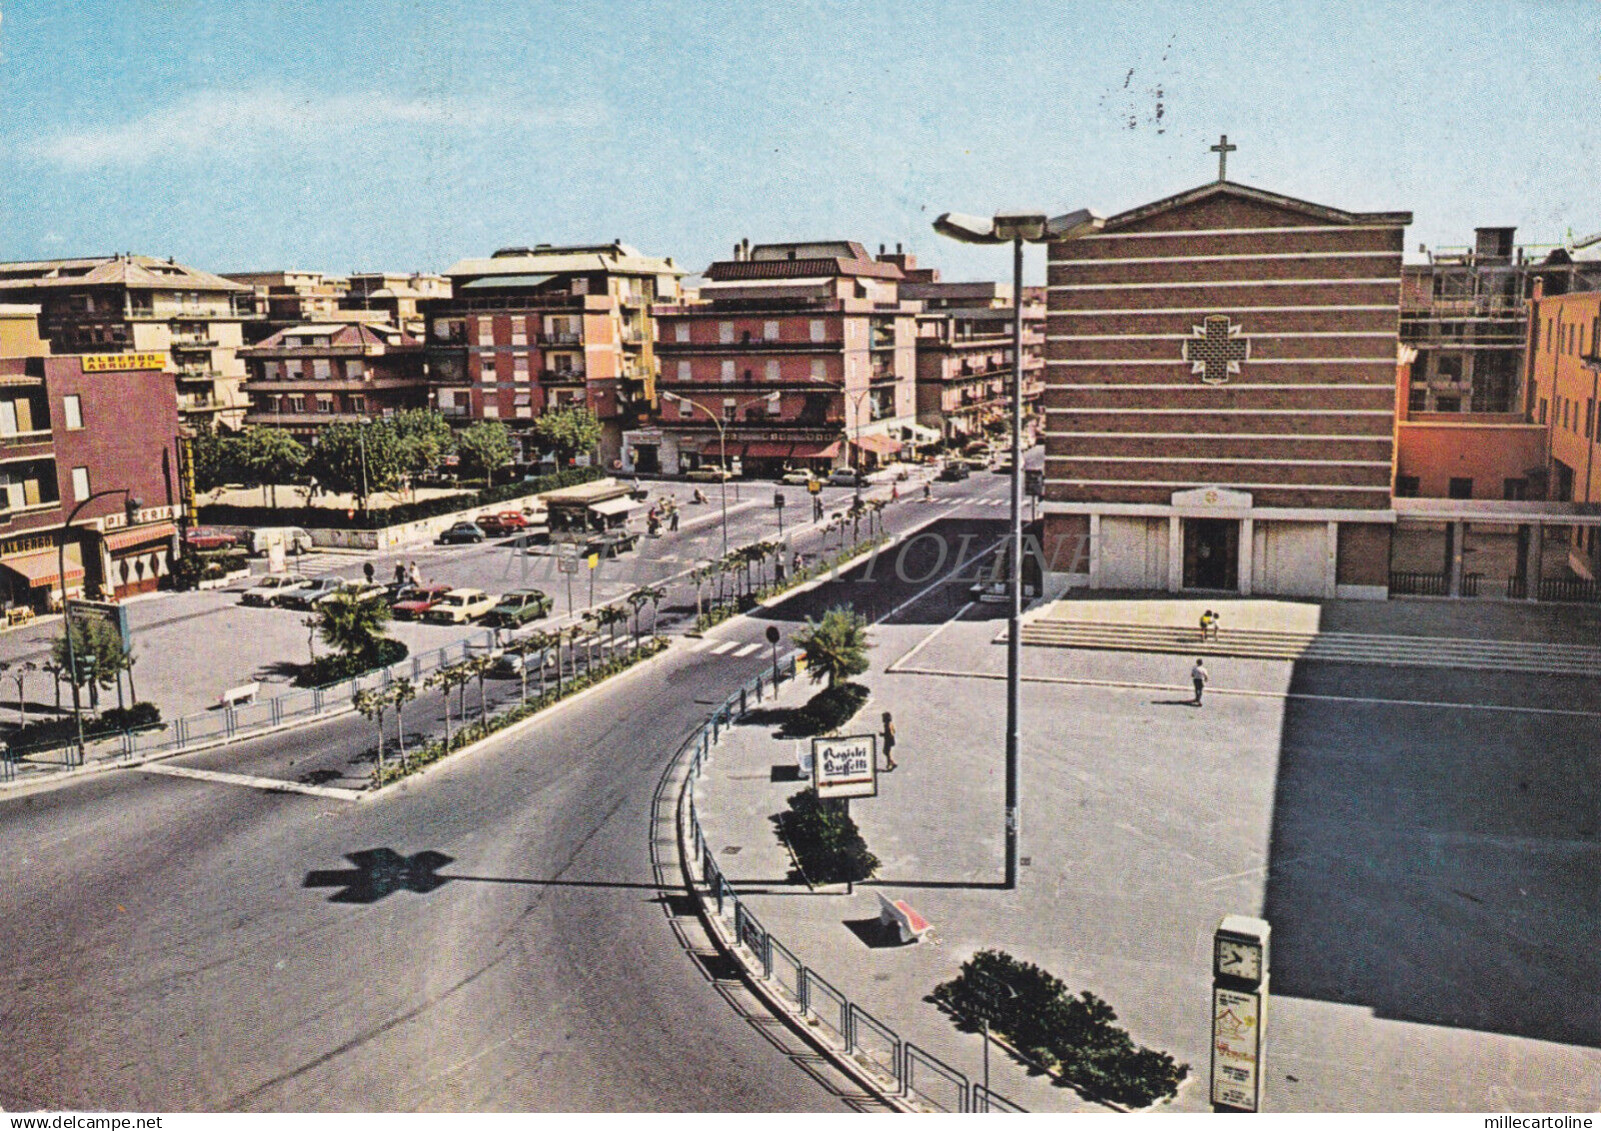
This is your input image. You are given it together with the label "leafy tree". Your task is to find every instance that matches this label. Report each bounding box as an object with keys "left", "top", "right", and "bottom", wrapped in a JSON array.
[
  {"left": 390, "top": 409, "right": 454, "bottom": 482},
  {"left": 389, "top": 677, "right": 416, "bottom": 768},
  {"left": 189, "top": 425, "right": 244, "bottom": 492},
  {"left": 51, "top": 616, "right": 132, "bottom": 711},
  {"left": 306, "top": 422, "right": 404, "bottom": 509},
  {"left": 352, "top": 688, "right": 390, "bottom": 781},
  {"left": 531, "top": 405, "right": 602, "bottom": 466},
  {"left": 426, "top": 662, "right": 474, "bottom": 749},
  {"left": 236, "top": 426, "right": 307, "bottom": 507},
  {"left": 777, "top": 788, "right": 879, "bottom": 884},
  {"left": 315, "top": 590, "right": 391, "bottom": 662},
  {"left": 454, "top": 420, "right": 513, "bottom": 486},
  {"left": 794, "top": 605, "right": 871, "bottom": 688}
]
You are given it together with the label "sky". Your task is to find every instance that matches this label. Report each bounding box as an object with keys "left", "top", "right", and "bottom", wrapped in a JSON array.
[{"left": 1, "top": 0, "right": 1598, "bottom": 284}]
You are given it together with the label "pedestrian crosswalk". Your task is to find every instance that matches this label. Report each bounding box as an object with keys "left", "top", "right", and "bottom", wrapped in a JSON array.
[
  {"left": 913, "top": 495, "right": 1010, "bottom": 507},
  {"left": 683, "top": 637, "right": 766, "bottom": 659}
]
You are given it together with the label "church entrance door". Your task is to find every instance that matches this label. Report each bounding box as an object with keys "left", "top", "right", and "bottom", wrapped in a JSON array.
[{"left": 1183, "top": 518, "right": 1238, "bottom": 591}]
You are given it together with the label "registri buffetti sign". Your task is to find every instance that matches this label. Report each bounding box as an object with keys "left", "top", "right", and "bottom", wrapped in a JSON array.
[{"left": 812, "top": 734, "right": 877, "bottom": 800}]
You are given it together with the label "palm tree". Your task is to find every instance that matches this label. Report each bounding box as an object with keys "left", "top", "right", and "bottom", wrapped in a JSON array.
[
  {"left": 690, "top": 565, "right": 707, "bottom": 619},
  {"left": 504, "top": 634, "right": 546, "bottom": 703},
  {"left": 636, "top": 584, "right": 667, "bottom": 638},
  {"left": 352, "top": 687, "right": 388, "bottom": 781},
  {"left": 0, "top": 660, "right": 37, "bottom": 730},
  {"left": 566, "top": 624, "right": 586, "bottom": 680},
  {"left": 469, "top": 654, "right": 495, "bottom": 721},
  {"left": 425, "top": 662, "right": 470, "bottom": 750},
  {"left": 316, "top": 590, "right": 391, "bottom": 664},
  {"left": 390, "top": 677, "right": 416, "bottom": 769},
  {"left": 625, "top": 590, "right": 650, "bottom": 646},
  {"left": 581, "top": 610, "right": 603, "bottom": 666},
  {"left": 794, "top": 605, "right": 872, "bottom": 688}
]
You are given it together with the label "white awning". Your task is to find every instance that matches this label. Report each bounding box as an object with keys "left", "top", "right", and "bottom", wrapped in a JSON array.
[{"left": 588, "top": 496, "right": 639, "bottom": 517}]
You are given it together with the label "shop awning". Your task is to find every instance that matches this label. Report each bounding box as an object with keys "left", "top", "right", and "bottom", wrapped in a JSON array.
[
  {"left": 904, "top": 424, "right": 942, "bottom": 446},
  {"left": 103, "top": 521, "right": 176, "bottom": 553},
  {"left": 790, "top": 441, "right": 842, "bottom": 459},
  {"left": 743, "top": 441, "right": 793, "bottom": 459},
  {"left": 853, "top": 433, "right": 902, "bottom": 456},
  {"left": 589, "top": 496, "right": 639, "bottom": 518},
  {"left": 1, "top": 548, "right": 84, "bottom": 589},
  {"left": 708, "top": 442, "right": 745, "bottom": 460}
]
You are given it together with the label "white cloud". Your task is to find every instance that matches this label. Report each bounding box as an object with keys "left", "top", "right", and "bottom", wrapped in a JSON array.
[{"left": 24, "top": 86, "right": 564, "bottom": 169}]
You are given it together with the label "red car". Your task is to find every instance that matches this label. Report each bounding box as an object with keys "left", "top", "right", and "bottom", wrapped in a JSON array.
[
  {"left": 477, "top": 511, "right": 531, "bottom": 536},
  {"left": 185, "top": 526, "right": 238, "bottom": 551},
  {"left": 390, "top": 584, "right": 453, "bottom": 620}
]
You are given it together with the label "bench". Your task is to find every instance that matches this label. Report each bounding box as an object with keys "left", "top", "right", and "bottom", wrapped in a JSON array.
[
  {"left": 218, "top": 681, "right": 260, "bottom": 708},
  {"left": 876, "top": 892, "right": 931, "bottom": 944}
]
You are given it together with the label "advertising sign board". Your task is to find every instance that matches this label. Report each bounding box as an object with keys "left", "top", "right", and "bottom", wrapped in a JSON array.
[
  {"left": 1210, "top": 986, "right": 1263, "bottom": 1111},
  {"left": 811, "top": 733, "right": 877, "bottom": 799}
]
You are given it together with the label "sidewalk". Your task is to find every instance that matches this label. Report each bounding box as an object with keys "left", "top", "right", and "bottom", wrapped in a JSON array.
[{"left": 693, "top": 607, "right": 1601, "bottom": 1112}]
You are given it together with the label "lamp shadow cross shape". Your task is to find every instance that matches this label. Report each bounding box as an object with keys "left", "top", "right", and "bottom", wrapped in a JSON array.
[{"left": 304, "top": 848, "right": 455, "bottom": 904}]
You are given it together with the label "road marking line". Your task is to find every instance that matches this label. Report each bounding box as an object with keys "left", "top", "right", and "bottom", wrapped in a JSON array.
[
  {"left": 731, "top": 642, "right": 763, "bottom": 657},
  {"left": 889, "top": 663, "right": 1601, "bottom": 717},
  {"left": 708, "top": 640, "right": 739, "bottom": 655},
  {"left": 136, "top": 762, "right": 362, "bottom": 800},
  {"left": 683, "top": 638, "right": 714, "bottom": 652}
]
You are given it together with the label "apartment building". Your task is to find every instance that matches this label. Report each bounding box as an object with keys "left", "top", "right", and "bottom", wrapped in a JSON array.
[
  {"left": 342, "top": 272, "right": 448, "bottom": 336},
  {"left": 898, "top": 257, "right": 1044, "bottom": 447},
  {"left": 240, "top": 322, "right": 427, "bottom": 438},
  {"left": 0, "top": 307, "right": 183, "bottom": 607},
  {"left": 426, "top": 243, "right": 682, "bottom": 466},
  {"left": 637, "top": 240, "right": 918, "bottom": 478},
  {"left": 225, "top": 271, "right": 352, "bottom": 345},
  {"left": 0, "top": 255, "right": 259, "bottom": 429}
]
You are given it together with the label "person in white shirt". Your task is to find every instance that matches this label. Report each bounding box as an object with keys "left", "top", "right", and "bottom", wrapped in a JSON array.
[{"left": 1191, "top": 658, "right": 1209, "bottom": 706}]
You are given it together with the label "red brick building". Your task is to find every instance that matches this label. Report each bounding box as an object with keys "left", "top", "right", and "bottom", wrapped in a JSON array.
[
  {"left": 425, "top": 243, "right": 682, "bottom": 466},
  {"left": 0, "top": 329, "right": 183, "bottom": 607},
  {"left": 1042, "top": 179, "right": 1410, "bottom": 598},
  {"left": 240, "top": 322, "right": 427, "bottom": 438},
  {"left": 640, "top": 240, "right": 919, "bottom": 477}
]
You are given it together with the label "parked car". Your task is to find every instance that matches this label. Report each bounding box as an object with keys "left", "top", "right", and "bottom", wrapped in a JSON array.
[
  {"left": 425, "top": 588, "right": 499, "bottom": 624},
  {"left": 185, "top": 526, "right": 238, "bottom": 551},
  {"left": 827, "top": 468, "right": 867, "bottom": 488},
  {"left": 780, "top": 468, "right": 816, "bottom": 486},
  {"left": 684, "top": 467, "right": 734, "bottom": 482},
  {"left": 436, "top": 521, "right": 486, "bottom": 545},
  {"left": 389, "top": 583, "right": 453, "bottom": 621},
  {"left": 938, "top": 462, "right": 970, "bottom": 482},
  {"left": 277, "top": 577, "right": 346, "bottom": 610},
  {"left": 240, "top": 574, "right": 312, "bottom": 607},
  {"left": 483, "top": 588, "right": 553, "bottom": 628},
  {"left": 245, "top": 526, "right": 313, "bottom": 556},
  {"left": 476, "top": 511, "right": 532, "bottom": 537},
  {"left": 493, "top": 646, "right": 555, "bottom": 676}
]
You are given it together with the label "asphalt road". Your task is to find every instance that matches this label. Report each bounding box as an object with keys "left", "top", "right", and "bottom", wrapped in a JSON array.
[{"left": 0, "top": 474, "right": 1014, "bottom": 1111}]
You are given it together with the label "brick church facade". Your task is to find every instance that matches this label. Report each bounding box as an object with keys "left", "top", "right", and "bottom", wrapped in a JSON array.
[{"left": 1040, "top": 179, "right": 1411, "bottom": 599}]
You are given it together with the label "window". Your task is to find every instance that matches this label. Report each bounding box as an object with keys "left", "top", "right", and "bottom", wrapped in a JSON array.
[
  {"left": 483, "top": 403, "right": 500, "bottom": 418},
  {"left": 718, "top": 321, "right": 734, "bottom": 344},
  {"left": 811, "top": 358, "right": 826, "bottom": 381},
  {"left": 763, "top": 321, "right": 779, "bottom": 342},
  {"left": 678, "top": 398, "right": 694, "bottom": 419},
  {"left": 1503, "top": 477, "right": 1528, "bottom": 500},
  {"left": 720, "top": 360, "right": 735, "bottom": 383},
  {"left": 1588, "top": 398, "right": 1594, "bottom": 439},
  {"left": 350, "top": 395, "right": 367, "bottom": 413},
  {"left": 765, "top": 358, "right": 780, "bottom": 381},
  {"left": 317, "top": 395, "right": 334, "bottom": 414},
  {"left": 513, "top": 355, "right": 529, "bottom": 382},
  {"left": 280, "top": 360, "right": 296, "bottom": 380},
  {"left": 1435, "top": 395, "right": 1460, "bottom": 413},
  {"left": 809, "top": 319, "right": 825, "bottom": 343},
  {"left": 312, "top": 359, "right": 331, "bottom": 380},
  {"left": 477, "top": 318, "right": 495, "bottom": 346},
  {"left": 71, "top": 466, "right": 90, "bottom": 501},
  {"left": 288, "top": 394, "right": 306, "bottom": 413},
  {"left": 347, "top": 359, "right": 367, "bottom": 380},
  {"left": 722, "top": 398, "right": 737, "bottom": 422},
  {"left": 62, "top": 395, "right": 83, "bottom": 430},
  {"left": 482, "top": 357, "right": 497, "bottom": 383},
  {"left": 1540, "top": 397, "right": 1548, "bottom": 424},
  {"left": 1448, "top": 477, "right": 1474, "bottom": 500},
  {"left": 1569, "top": 324, "right": 1577, "bottom": 354},
  {"left": 674, "top": 323, "right": 689, "bottom": 343},
  {"left": 1408, "top": 388, "right": 1427, "bottom": 413},
  {"left": 1394, "top": 476, "right": 1420, "bottom": 498},
  {"left": 677, "top": 360, "right": 692, "bottom": 382},
  {"left": 511, "top": 321, "right": 527, "bottom": 346}
]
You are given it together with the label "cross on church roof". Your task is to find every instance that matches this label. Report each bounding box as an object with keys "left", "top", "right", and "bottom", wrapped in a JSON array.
[
  {"left": 1184, "top": 315, "right": 1249, "bottom": 384},
  {"left": 1211, "top": 134, "right": 1237, "bottom": 181}
]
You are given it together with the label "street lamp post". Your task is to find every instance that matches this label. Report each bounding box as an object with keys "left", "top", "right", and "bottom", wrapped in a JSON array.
[
  {"left": 357, "top": 415, "right": 372, "bottom": 510},
  {"left": 662, "top": 391, "right": 730, "bottom": 557},
  {"left": 56, "top": 487, "right": 141, "bottom": 765},
  {"left": 933, "top": 208, "right": 1103, "bottom": 889}
]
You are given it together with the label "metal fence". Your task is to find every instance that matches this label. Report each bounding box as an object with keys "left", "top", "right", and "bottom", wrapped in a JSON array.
[{"left": 675, "top": 658, "right": 1025, "bottom": 1113}]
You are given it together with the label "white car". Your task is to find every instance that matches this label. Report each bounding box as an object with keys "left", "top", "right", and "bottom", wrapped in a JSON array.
[
  {"left": 240, "top": 575, "right": 312, "bottom": 607},
  {"left": 425, "top": 588, "right": 499, "bottom": 624}
]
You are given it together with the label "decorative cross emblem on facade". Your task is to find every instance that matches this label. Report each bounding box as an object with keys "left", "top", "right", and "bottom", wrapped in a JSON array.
[
  {"left": 1184, "top": 315, "right": 1249, "bottom": 384},
  {"left": 1211, "top": 134, "right": 1237, "bottom": 181}
]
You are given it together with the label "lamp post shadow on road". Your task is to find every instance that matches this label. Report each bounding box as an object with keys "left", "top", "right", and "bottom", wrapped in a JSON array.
[{"left": 933, "top": 207, "right": 1103, "bottom": 889}]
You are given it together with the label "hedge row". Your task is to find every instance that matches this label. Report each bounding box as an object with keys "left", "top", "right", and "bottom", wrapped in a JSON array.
[
  {"left": 372, "top": 636, "right": 668, "bottom": 786},
  {"left": 198, "top": 466, "right": 604, "bottom": 531},
  {"left": 292, "top": 638, "right": 410, "bottom": 688},
  {"left": 3, "top": 701, "right": 163, "bottom": 757},
  {"left": 693, "top": 535, "right": 891, "bottom": 632}
]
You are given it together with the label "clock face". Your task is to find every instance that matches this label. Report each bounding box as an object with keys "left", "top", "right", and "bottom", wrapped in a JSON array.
[{"left": 1215, "top": 937, "right": 1262, "bottom": 982}]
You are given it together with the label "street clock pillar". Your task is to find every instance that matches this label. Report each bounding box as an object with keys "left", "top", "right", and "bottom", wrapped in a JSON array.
[{"left": 1210, "top": 914, "right": 1270, "bottom": 1112}]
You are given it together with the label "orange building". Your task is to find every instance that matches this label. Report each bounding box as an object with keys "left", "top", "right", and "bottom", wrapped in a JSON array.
[{"left": 1524, "top": 283, "right": 1601, "bottom": 580}]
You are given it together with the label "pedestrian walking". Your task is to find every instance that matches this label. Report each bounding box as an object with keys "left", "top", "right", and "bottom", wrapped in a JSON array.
[
  {"left": 363, "top": 561, "right": 375, "bottom": 585},
  {"left": 923, "top": 481, "right": 932, "bottom": 502},
  {"left": 408, "top": 560, "right": 422, "bottom": 588},
  {"left": 891, "top": 483, "right": 899, "bottom": 502},
  {"left": 1191, "top": 658, "right": 1209, "bottom": 706},
  {"left": 393, "top": 562, "right": 406, "bottom": 586},
  {"left": 882, "top": 710, "right": 897, "bottom": 771},
  {"left": 1198, "top": 609, "right": 1214, "bottom": 641},
  {"left": 669, "top": 506, "right": 679, "bottom": 532},
  {"left": 1208, "top": 608, "right": 1221, "bottom": 640}
]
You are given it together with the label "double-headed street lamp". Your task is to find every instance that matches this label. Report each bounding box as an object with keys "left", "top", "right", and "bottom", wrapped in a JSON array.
[
  {"left": 57, "top": 487, "right": 141, "bottom": 765},
  {"left": 932, "top": 208, "right": 1103, "bottom": 890},
  {"left": 660, "top": 390, "right": 731, "bottom": 557}
]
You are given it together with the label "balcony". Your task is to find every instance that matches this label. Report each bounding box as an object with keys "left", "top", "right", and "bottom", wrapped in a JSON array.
[
  {"left": 0, "top": 432, "right": 56, "bottom": 462},
  {"left": 542, "top": 332, "right": 583, "bottom": 346},
  {"left": 542, "top": 367, "right": 586, "bottom": 383},
  {"left": 175, "top": 364, "right": 214, "bottom": 382},
  {"left": 169, "top": 332, "right": 218, "bottom": 349}
]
